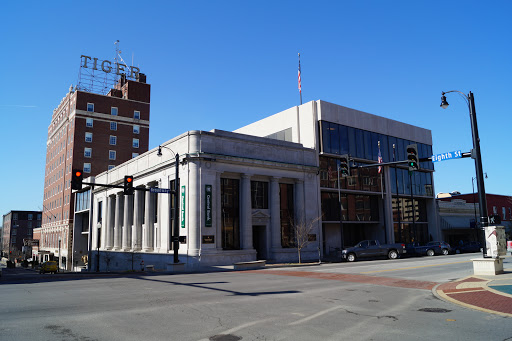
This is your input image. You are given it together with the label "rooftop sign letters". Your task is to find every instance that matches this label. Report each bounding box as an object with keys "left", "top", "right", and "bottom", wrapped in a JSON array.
[{"left": 80, "top": 55, "right": 141, "bottom": 79}]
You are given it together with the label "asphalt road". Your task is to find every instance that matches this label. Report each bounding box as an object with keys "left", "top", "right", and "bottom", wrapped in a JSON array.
[{"left": 1, "top": 253, "right": 511, "bottom": 341}]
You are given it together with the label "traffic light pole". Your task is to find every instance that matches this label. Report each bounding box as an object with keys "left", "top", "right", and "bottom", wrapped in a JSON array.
[{"left": 173, "top": 154, "right": 180, "bottom": 263}]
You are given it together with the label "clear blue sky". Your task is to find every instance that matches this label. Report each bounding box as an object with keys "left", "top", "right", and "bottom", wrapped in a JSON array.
[{"left": 1, "top": 1, "right": 510, "bottom": 218}]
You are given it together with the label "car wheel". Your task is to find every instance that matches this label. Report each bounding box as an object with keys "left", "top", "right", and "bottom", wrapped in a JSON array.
[
  {"left": 442, "top": 248, "right": 449, "bottom": 255},
  {"left": 388, "top": 250, "right": 398, "bottom": 259},
  {"left": 347, "top": 253, "right": 356, "bottom": 262},
  {"left": 427, "top": 249, "right": 435, "bottom": 257}
]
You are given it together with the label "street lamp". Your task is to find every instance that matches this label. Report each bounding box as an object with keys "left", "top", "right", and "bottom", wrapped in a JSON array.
[
  {"left": 157, "top": 145, "right": 181, "bottom": 263},
  {"left": 440, "top": 91, "right": 488, "bottom": 256}
]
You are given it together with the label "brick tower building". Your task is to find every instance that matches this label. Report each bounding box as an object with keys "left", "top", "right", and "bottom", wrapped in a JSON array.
[{"left": 36, "top": 63, "right": 150, "bottom": 269}]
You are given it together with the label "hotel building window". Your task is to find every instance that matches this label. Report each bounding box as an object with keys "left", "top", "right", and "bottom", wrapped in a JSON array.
[
  {"left": 109, "top": 150, "right": 116, "bottom": 160},
  {"left": 133, "top": 125, "right": 140, "bottom": 134},
  {"left": 132, "top": 153, "right": 139, "bottom": 158},
  {"left": 85, "top": 132, "right": 93, "bottom": 143},
  {"left": 133, "top": 138, "right": 139, "bottom": 148},
  {"left": 110, "top": 136, "right": 117, "bottom": 146},
  {"left": 110, "top": 122, "right": 117, "bottom": 131},
  {"left": 86, "top": 118, "right": 93, "bottom": 127},
  {"left": 84, "top": 163, "right": 91, "bottom": 173},
  {"left": 87, "top": 103, "right": 94, "bottom": 112},
  {"left": 84, "top": 147, "right": 92, "bottom": 158},
  {"left": 134, "top": 111, "right": 140, "bottom": 119},
  {"left": 111, "top": 107, "right": 118, "bottom": 116}
]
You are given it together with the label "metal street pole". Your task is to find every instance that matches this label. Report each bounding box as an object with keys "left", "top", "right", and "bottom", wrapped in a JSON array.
[
  {"left": 468, "top": 92, "right": 488, "bottom": 229},
  {"left": 441, "top": 91, "right": 488, "bottom": 257},
  {"left": 337, "top": 164, "right": 345, "bottom": 254}
]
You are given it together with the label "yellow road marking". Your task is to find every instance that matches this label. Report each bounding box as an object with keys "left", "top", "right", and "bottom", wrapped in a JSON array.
[{"left": 360, "top": 260, "right": 472, "bottom": 274}]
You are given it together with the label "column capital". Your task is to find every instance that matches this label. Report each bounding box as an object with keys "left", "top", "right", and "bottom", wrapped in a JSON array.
[{"left": 270, "top": 176, "right": 281, "bottom": 183}]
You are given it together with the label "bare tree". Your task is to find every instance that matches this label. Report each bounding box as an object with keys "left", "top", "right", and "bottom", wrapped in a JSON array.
[{"left": 292, "top": 215, "right": 321, "bottom": 263}]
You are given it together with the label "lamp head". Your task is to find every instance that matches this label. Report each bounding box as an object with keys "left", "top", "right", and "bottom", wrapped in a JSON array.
[
  {"left": 440, "top": 93, "right": 449, "bottom": 109},
  {"left": 157, "top": 146, "right": 162, "bottom": 156}
]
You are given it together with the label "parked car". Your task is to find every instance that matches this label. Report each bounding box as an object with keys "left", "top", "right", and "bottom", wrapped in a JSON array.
[
  {"left": 455, "top": 241, "right": 482, "bottom": 254},
  {"left": 426, "top": 241, "right": 451, "bottom": 255},
  {"left": 341, "top": 240, "right": 406, "bottom": 262},
  {"left": 39, "top": 261, "right": 58, "bottom": 274},
  {"left": 405, "top": 242, "right": 451, "bottom": 256}
]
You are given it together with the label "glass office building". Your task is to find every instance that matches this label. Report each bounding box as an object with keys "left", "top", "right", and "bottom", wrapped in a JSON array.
[{"left": 236, "top": 100, "right": 439, "bottom": 255}]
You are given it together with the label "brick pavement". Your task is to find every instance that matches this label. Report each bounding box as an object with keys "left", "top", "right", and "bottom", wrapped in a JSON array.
[
  {"left": 436, "top": 276, "right": 512, "bottom": 317},
  {"left": 246, "top": 269, "right": 438, "bottom": 290}
]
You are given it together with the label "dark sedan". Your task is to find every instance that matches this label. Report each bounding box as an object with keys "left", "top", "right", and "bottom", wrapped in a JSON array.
[{"left": 426, "top": 241, "right": 452, "bottom": 255}]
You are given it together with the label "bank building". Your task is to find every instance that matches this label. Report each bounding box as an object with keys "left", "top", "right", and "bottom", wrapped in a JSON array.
[{"left": 75, "top": 100, "right": 439, "bottom": 271}]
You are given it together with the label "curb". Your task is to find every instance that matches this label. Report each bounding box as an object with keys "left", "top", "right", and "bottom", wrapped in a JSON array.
[{"left": 433, "top": 275, "right": 512, "bottom": 317}]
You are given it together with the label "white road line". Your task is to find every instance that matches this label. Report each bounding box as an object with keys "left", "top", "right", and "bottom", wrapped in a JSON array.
[
  {"left": 197, "top": 318, "right": 271, "bottom": 341},
  {"left": 288, "top": 306, "right": 341, "bottom": 326}
]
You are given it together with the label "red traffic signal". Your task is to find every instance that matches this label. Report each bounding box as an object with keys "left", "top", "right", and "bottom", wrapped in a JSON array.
[
  {"left": 124, "top": 175, "right": 134, "bottom": 195},
  {"left": 71, "top": 169, "right": 83, "bottom": 190}
]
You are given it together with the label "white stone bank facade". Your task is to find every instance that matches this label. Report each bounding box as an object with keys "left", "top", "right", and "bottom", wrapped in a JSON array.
[{"left": 86, "top": 129, "right": 319, "bottom": 271}]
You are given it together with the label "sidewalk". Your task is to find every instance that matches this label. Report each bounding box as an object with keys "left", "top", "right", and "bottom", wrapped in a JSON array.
[{"left": 434, "top": 269, "right": 512, "bottom": 317}]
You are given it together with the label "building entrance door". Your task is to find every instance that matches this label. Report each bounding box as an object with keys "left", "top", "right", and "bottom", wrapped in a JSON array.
[{"left": 252, "top": 226, "right": 267, "bottom": 260}]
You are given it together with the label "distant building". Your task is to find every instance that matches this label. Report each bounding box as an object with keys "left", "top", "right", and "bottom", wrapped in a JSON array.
[
  {"left": 2, "top": 211, "right": 42, "bottom": 261},
  {"left": 35, "top": 62, "right": 151, "bottom": 270},
  {"left": 437, "top": 193, "right": 512, "bottom": 243}
]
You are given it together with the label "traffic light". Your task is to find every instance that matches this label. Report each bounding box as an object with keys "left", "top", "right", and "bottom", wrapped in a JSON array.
[
  {"left": 124, "top": 175, "right": 134, "bottom": 195},
  {"left": 406, "top": 144, "right": 419, "bottom": 171},
  {"left": 71, "top": 169, "right": 83, "bottom": 190},
  {"left": 339, "top": 155, "right": 351, "bottom": 177}
]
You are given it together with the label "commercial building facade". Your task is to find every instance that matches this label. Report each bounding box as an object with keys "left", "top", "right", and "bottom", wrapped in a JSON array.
[
  {"left": 83, "top": 129, "right": 318, "bottom": 271},
  {"left": 2, "top": 211, "right": 42, "bottom": 261},
  {"left": 35, "top": 74, "right": 150, "bottom": 270},
  {"left": 437, "top": 193, "right": 512, "bottom": 244},
  {"left": 77, "top": 101, "right": 439, "bottom": 271}
]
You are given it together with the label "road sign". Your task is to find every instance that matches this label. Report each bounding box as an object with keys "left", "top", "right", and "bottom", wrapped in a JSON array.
[
  {"left": 150, "top": 187, "right": 171, "bottom": 193},
  {"left": 431, "top": 150, "right": 462, "bottom": 162}
]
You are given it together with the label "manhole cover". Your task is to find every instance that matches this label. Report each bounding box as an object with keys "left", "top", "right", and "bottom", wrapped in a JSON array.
[
  {"left": 418, "top": 308, "right": 452, "bottom": 313},
  {"left": 209, "top": 335, "right": 242, "bottom": 341}
]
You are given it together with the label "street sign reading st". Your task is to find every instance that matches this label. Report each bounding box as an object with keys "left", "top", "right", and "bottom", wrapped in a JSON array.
[
  {"left": 431, "top": 150, "right": 462, "bottom": 162},
  {"left": 150, "top": 188, "right": 171, "bottom": 193}
]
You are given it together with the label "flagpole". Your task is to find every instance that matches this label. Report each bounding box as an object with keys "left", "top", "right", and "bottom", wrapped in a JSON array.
[{"left": 298, "top": 53, "right": 302, "bottom": 105}]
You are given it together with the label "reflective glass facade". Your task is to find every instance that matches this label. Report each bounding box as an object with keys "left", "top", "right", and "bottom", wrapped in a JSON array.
[{"left": 319, "top": 120, "right": 434, "bottom": 245}]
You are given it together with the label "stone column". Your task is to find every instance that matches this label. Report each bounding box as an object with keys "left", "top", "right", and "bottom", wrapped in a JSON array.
[
  {"left": 105, "top": 195, "right": 115, "bottom": 250},
  {"left": 132, "top": 187, "right": 143, "bottom": 251},
  {"left": 241, "top": 174, "right": 253, "bottom": 249},
  {"left": 270, "top": 177, "right": 281, "bottom": 250},
  {"left": 143, "top": 187, "right": 154, "bottom": 252},
  {"left": 113, "top": 193, "right": 124, "bottom": 250},
  {"left": 123, "top": 194, "right": 133, "bottom": 250},
  {"left": 188, "top": 161, "right": 200, "bottom": 256},
  {"left": 295, "top": 179, "right": 305, "bottom": 223}
]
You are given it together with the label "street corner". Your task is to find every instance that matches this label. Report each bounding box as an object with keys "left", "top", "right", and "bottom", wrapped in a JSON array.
[{"left": 434, "top": 276, "right": 512, "bottom": 317}]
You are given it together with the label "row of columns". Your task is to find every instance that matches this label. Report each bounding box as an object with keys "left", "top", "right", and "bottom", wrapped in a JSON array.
[{"left": 101, "top": 184, "right": 157, "bottom": 252}]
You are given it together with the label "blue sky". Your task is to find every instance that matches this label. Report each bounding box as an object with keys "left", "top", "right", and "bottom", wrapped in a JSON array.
[{"left": 1, "top": 1, "right": 511, "bottom": 218}]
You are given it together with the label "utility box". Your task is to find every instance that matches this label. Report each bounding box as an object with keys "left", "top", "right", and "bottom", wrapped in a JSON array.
[{"left": 484, "top": 225, "right": 506, "bottom": 258}]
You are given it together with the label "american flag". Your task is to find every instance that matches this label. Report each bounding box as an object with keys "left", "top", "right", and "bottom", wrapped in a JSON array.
[
  {"left": 299, "top": 62, "right": 302, "bottom": 93},
  {"left": 378, "top": 147, "right": 383, "bottom": 174},
  {"left": 298, "top": 62, "right": 302, "bottom": 94}
]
